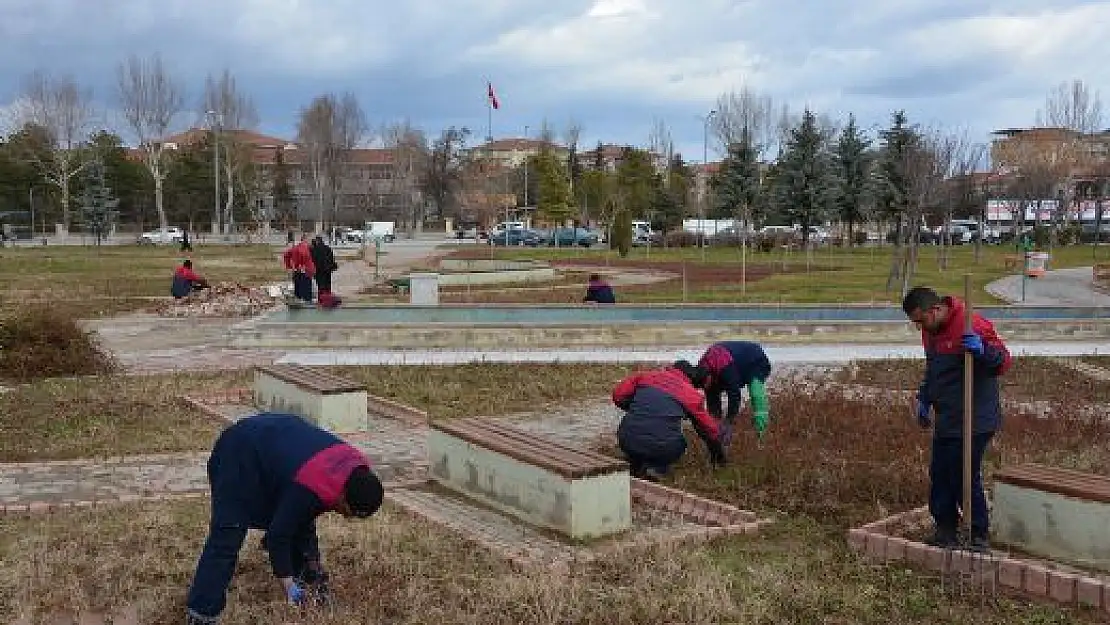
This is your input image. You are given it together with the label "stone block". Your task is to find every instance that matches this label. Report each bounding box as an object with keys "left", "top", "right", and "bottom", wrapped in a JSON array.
[
  {"left": 865, "top": 533, "right": 887, "bottom": 560},
  {"left": 1049, "top": 572, "right": 1078, "bottom": 604},
  {"left": 998, "top": 559, "right": 1025, "bottom": 590},
  {"left": 1024, "top": 563, "right": 1050, "bottom": 597},
  {"left": 1076, "top": 576, "right": 1103, "bottom": 608},
  {"left": 923, "top": 545, "right": 949, "bottom": 573},
  {"left": 885, "top": 536, "right": 909, "bottom": 561}
]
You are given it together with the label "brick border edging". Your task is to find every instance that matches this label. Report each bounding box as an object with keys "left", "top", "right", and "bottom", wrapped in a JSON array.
[
  {"left": 384, "top": 477, "right": 773, "bottom": 570},
  {"left": 847, "top": 506, "right": 1110, "bottom": 613}
]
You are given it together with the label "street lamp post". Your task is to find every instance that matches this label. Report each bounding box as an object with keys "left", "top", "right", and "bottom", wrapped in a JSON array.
[
  {"left": 699, "top": 109, "right": 717, "bottom": 260},
  {"left": 207, "top": 110, "right": 222, "bottom": 236},
  {"left": 523, "top": 124, "right": 530, "bottom": 209}
]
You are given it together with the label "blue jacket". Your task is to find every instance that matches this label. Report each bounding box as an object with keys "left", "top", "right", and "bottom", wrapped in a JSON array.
[
  {"left": 612, "top": 367, "right": 721, "bottom": 452},
  {"left": 917, "top": 296, "right": 1012, "bottom": 439},
  {"left": 697, "top": 341, "right": 772, "bottom": 420},
  {"left": 584, "top": 279, "right": 616, "bottom": 304},
  {"left": 207, "top": 413, "right": 371, "bottom": 577}
]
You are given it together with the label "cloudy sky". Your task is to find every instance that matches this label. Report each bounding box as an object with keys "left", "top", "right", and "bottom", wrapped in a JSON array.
[{"left": 1, "top": 0, "right": 1107, "bottom": 163}]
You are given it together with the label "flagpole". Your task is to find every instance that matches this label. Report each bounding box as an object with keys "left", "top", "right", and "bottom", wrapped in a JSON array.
[{"left": 486, "top": 80, "right": 493, "bottom": 142}]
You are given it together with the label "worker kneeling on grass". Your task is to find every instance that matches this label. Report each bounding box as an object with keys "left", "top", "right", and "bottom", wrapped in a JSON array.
[
  {"left": 185, "top": 413, "right": 384, "bottom": 625},
  {"left": 697, "top": 340, "right": 772, "bottom": 442},
  {"left": 902, "top": 286, "right": 1011, "bottom": 552},
  {"left": 611, "top": 360, "right": 727, "bottom": 481}
]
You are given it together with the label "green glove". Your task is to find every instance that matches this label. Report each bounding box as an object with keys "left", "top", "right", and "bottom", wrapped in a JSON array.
[
  {"left": 753, "top": 410, "right": 769, "bottom": 439},
  {"left": 749, "top": 378, "right": 770, "bottom": 438}
]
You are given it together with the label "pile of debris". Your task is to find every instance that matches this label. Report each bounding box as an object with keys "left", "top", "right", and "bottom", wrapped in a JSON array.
[{"left": 150, "top": 282, "right": 284, "bottom": 318}]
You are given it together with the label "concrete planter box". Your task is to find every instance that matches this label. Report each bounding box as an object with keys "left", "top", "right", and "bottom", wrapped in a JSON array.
[
  {"left": 253, "top": 367, "right": 368, "bottom": 434},
  {"left": 428, "top": 418, "right": 631, "bottom": 540},
  {"left": 992, "top": 464, "right": 1110, "bottom": 573}
]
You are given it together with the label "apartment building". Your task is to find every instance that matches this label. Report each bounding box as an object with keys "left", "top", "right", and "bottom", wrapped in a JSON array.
[{"left": 157, "top": 128, "right": 418, "bottom": 226}]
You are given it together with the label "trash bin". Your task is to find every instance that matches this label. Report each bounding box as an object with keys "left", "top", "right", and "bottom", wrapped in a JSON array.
[{"left": 1024, "top": 252, "right": 1050, "bottom": 278}]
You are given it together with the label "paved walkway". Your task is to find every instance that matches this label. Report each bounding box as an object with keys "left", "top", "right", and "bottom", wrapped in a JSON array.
[
  {"left": 986, "top": 266, "right": 1110, "bottom": 306},
  {"left": 0, "top": 399, "right": 623, "bottom": 510},
  {"left": 275, "top": 341, "right": 1110, "bottom": 366}
]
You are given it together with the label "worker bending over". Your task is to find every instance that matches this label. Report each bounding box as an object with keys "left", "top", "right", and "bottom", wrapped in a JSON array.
[
  {"left": 611, "top": 360, "right": 727, "bottom": 481},
  {"left": 697, "top": 340, "right": 772, "bottom": 444},
  {"left": 185, "top": 413, "right": 384, "bottom": 625}
]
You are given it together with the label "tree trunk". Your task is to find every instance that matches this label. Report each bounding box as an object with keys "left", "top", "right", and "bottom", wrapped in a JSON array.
[
  {"left": 225, "top": 164, "right": 235, "bottom": 236},
  {"left": 60, "top": 173, "right": 71, "bottom": 230},
  {"left": 886, "top": 216, "right": 904, "bottom": 292},
  {"left": 154, "top": 172, "right": 168, "bottom": 231}
]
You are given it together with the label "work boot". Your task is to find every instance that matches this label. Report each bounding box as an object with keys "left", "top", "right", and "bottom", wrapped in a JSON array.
[
  {"left": 186, "top": 609, "right": 219, "bottom": 625},
  {"left": 968, "top": 535, "right": 991, "bottom": 553},
  {"left": 924, "top": 527, "right": 959, "bottom": 549}
]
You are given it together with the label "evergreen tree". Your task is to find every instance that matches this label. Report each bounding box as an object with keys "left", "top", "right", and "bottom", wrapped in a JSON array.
[
  {"left": 649, "top": 173, "right": 684, "bottom": 234},
  {"left": 832, "top": 114, "right": 872, "bottom": 245},
  {"left": 871, "top": 110, "right": 917, "bottom": 228},
  {"left": 615, "top": 147, "right": 655, "bottom": 218},
  {"left": 611, "top": 203, "right": 633, "bottom": 257},
  {"left": 593, "top": 141, "right": 606, "bottom": 170},
  {"left": 78, "top": 159, "right": 119, "bottom": 245},
  {"left": 772, "top": 109, "right": 838, "bottom": 244},
  {"left": 85, "top": 130, "right": 151, "bottom": 227},
  {"left": 534, "top": 145, "right": 575, "bottom": 226},
  {"left": 712, "top": 127, "right": 762, "bottom": 225}
]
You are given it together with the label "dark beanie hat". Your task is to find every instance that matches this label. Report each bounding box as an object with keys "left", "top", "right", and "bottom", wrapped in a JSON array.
[
  {"left": 345, "top": 466, "right": 384, "bottom": 518},
  {"left": 673, "top": 359, "right": 709, "bottom": 388}
]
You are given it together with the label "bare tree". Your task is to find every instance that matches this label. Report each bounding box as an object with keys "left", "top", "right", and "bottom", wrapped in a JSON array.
[
  {"left": 381, "top": 120, "right": 430, "bottom": 232},
  {"left": 1036, "top": 79, "right": 1103, "bottom": 133},
  {"left": 930, "top": 128, "right": 987, "bottom": 269},
  {"left": 563, "top": 119, "right": 583, "bottom": 152},
  {"left": 711, "top": 86, "right": 776, "bottom": 158},
  {"left": 16, "top": 71, "right": 97, "bottom": 228},
  {"left": 115, "top": 53, "right": 184, "bottom": 231},
  {"left": 296, "top": 92, "right": 368, "bottom": 229},
  {"left": 202, "top": 69, "right": 259, "bottom": 234}
]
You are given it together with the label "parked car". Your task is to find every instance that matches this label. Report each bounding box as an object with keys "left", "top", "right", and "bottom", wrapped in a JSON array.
[
  {"left": 546, "top": 227, "right": 598, "bottom": 247},
  {"left": 137, "top": 227, "right": 184, "bottom": 245},
  {"left": 489, "top": 228, "right": 543, "bottom": 246}
]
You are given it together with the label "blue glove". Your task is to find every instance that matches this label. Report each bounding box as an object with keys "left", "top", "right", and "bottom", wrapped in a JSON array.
[
  {"left": 916, "top": 396, "right": 932, "bottom": 428},
  {"left": 719, "top": 419, "right": 734, "bottom": 449},
  {"left": 286, "top": 581, "right": 307, "bottom": 605},
  {"left": 962, "top": 332, "right": 984, "bottom": 357}
]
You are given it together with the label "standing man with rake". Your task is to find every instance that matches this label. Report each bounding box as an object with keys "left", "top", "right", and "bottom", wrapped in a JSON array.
[{"left": 902, "top": 286, "right": 1012, "bottom": 552}]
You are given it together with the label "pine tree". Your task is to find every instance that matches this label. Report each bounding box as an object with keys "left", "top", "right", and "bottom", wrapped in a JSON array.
[
  {"left": 79, "top": 159, "right": 119, "bottom": 246},
  {"left": 612, "top": 204, "right": 633, "bottom": 257},
  {"left": 534, "top": 146, "right": 575, "bottom": 226},
  {"left": 832, "top": 114, "right": 872, "bottom": 246},
  {"left": 871, "top": 110, "right": 924, "bottom": 292},
  {"left": 712, "top": 127, "right": 762, "bottom": 225},
  {"left": 772, "top": 109, "right": 837, "bottom": 244}
]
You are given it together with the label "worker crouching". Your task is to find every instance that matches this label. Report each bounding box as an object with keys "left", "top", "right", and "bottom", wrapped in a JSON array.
[
  {"left": 185, "top": 413, "right": 384, "bottom": 624},
  {"left": 611, "top": 360, "right": 727, "bottom": 481}
]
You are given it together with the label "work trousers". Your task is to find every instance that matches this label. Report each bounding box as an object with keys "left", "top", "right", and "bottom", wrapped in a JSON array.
[
  {"left": 314, "top": 270, "right": 333, "bottom": 295},
  {"left": 619, "top": 436, "right": 687, "bottom": 477},
  {"left": 292, "top": 272, "right": 314, "bottom": 302},
  {"left": 929, "top": 431, "right": 994, "bottom": 538}
]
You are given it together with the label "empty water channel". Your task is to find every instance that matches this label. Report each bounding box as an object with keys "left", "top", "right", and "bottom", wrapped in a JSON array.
[{"left": 228, "top": 304, "right": 1110, "bottom": 350}]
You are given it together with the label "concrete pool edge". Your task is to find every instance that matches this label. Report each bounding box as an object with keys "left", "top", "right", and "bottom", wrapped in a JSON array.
[{"left": 226, "top": 317, "right": 1110, "bottom": 349}]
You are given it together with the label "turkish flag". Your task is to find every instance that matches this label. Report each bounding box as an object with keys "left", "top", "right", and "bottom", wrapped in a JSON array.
[{"left": 487, "top": 82, "right": 500, "bottom": 110}]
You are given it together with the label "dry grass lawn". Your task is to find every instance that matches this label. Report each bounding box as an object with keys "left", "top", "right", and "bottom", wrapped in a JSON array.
[
  {"left": 0, "top": 501, "right": 1100, "bottom": 625},
  {"left": 0, "top": 244, "right": 287, "bottom": 318},
  {"left": 0, "top": 364, "right": 641, "bottom": 461}
]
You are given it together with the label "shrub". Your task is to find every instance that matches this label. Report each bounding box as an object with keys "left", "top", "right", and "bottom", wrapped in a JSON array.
[{"left": 0, "top": 306, "right": 119, "bottom": 382}]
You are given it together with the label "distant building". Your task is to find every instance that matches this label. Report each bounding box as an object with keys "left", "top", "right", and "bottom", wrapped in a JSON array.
[
  {"left": 147, "top": 128, "right": 421, "bottom": 227},
  {"left": 468, "top": 138, "right": 567, "bottom": 168}
]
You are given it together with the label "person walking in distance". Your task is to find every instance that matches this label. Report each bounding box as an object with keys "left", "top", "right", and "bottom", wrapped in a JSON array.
[{"left": 902, "top": 286, "right": 1012, "bottom": 552}]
